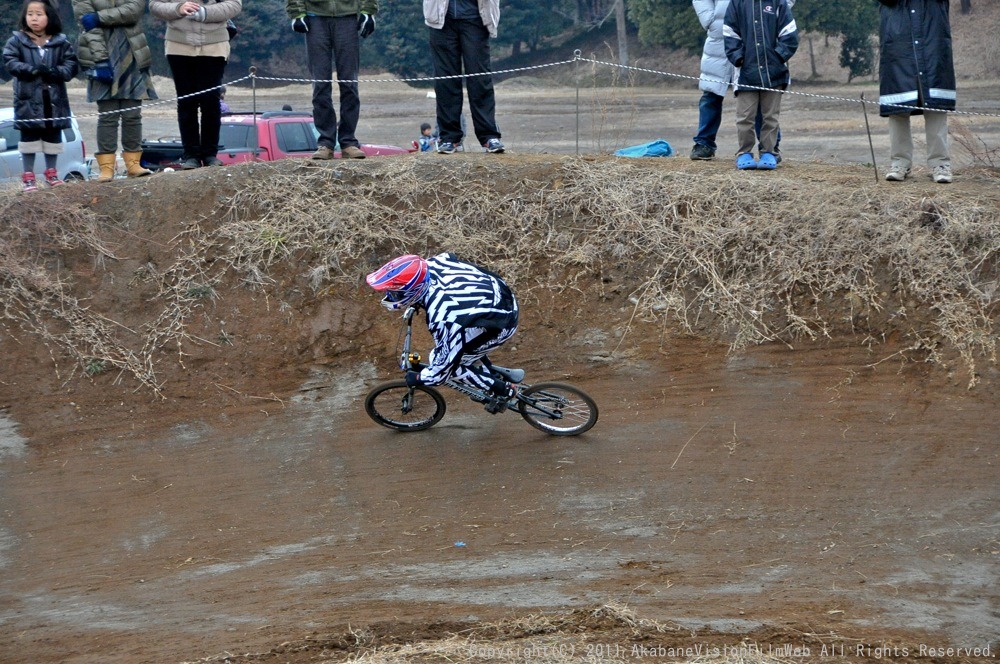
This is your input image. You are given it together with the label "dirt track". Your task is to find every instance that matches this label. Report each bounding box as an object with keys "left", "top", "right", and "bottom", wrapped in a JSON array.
[{"left": 2, "top": 330, "right": 998, "bottom": 663}]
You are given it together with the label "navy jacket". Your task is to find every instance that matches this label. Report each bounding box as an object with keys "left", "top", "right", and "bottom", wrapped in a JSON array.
[
  {"left": 723, "top": 0, "right": 798, "bottom": 91},
  {"left": 3, "top": 31, "right": 80, "bottom": 131},
  {"left": 877, "top": 0, "right": 955, "bottom": 116}
]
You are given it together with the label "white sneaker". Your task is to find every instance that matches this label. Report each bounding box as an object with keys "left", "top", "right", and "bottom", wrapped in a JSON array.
[
  {"left": 885, "top": 165, "right": 910, "bottom": 182},
  {"left": 931, "top": 164, "right": 953, "bottom": 184}
]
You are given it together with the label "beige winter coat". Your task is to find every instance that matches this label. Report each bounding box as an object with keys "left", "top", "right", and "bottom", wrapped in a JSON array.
[
  {"left": 423, "top": 0, "right": 499, "bottom": 38},
  {"left": 73, "top": 0, "right": 152, "bottom": 69},
  {"left": 149, "top": 0, "right": 242, "bottom": 48}
]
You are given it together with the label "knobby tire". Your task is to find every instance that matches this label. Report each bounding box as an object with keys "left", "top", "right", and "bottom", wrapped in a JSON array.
[
  {"left": 365, "top": 380, "right": 446, "bottom": 432},
  {"left": 517, "top": 382, "right": 598, "bottom": 436}
]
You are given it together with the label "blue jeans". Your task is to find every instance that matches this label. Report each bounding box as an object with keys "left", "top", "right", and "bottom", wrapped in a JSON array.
[{"left": 693, "top": 90, "right": 782, "bottom": 152}]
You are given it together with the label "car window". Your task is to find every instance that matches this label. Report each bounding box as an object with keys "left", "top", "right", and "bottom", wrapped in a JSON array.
[
  {"left": 275, "top": 122, "right": 317, "bottom": 153},
  {"left": 64, "top": 126, "right": 76, "bottom": 142},
  {"left": 219, "top": 124, "right": 255, "bottom": 151},
  {"left": 0, "top": 123, "right": 20, "bottom": 152}
]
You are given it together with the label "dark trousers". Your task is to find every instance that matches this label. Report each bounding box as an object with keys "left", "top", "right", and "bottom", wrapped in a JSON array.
[
  {"left": 429, "top": 18, "right": 500, "bottom": 146},
  {"left": 96, "top": 99, "right": 143, "bottom": 154},
  {"left": 167, "top": 55, "right": 226, "bottom": 161},
  {"left": 305, "top": 15, "right": 361, "bottom": 150}
]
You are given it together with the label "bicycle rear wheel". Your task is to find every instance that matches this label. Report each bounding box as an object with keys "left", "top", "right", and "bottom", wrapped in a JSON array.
[
  {"left": 517, "top": 382, "right": 598, "bottom": 436},
  {"left": 365, "top": 380, "right": 446, "bottom": 432}
]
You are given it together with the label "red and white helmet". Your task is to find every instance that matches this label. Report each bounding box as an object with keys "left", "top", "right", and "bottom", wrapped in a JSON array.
[{"left": 366, "top": 254, "right": 430, "bottom": 310}]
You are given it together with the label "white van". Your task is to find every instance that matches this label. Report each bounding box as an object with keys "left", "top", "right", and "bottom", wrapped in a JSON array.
[{"left": 0, "top": 107, "right": 90, "bottom": 185}]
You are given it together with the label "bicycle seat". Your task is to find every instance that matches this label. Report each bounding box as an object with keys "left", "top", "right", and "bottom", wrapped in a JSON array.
[{"left": 492, "top": 365, "right": 525, "bottom": 383}]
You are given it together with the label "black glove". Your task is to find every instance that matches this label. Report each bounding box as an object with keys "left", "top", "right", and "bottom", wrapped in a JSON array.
[
  {"left": 16, "top": 66, "right": 41, "bottom": 80},
  {"left": 357, "top": 13, "right": 375, "bottom": 38},
  {"left": 404, "top": 370, "right": 422, "bottom": 387},
  {"left": 40, "top": 65, "right": 63, "bottom": 83},
  {"left": 291, "top": 16, "right": 308, "bottom": 33}
]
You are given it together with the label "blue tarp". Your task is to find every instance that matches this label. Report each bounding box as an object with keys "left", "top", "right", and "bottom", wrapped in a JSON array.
[{"left": 614, "top": 139, "right": 674, "bottom": 158}]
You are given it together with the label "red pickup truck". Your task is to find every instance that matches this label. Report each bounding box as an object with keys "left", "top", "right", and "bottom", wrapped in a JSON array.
[{"left": 141, "top": 111, "right": 410, "bottom": 170}]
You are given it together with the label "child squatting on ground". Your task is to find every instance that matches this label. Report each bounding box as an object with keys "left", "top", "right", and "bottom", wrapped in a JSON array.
[
  {"left": 2, "top": 0, "right": 80, "bottom": 191},
  {"left": 723, "top": 0, "right": 798, "bottom": 170}
]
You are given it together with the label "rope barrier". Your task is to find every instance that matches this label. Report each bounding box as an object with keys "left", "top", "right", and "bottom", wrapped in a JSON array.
[{"left": 13, "top": 52, "right": 999, "bottom": 127}]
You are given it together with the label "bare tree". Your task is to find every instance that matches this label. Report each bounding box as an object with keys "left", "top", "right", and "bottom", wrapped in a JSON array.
[{"left": 616, "top": 0, "right": 629, "bottom": 65}]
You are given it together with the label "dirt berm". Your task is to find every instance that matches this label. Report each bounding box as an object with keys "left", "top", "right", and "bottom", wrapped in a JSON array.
[{"left": 0, "top": 155, "right": 998, "bottom": 663}]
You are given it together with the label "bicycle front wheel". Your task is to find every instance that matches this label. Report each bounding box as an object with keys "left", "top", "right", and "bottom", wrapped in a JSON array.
[
  {"left": 365, "top": 380, "right": 446, "bottom": 432},
  {"left": 517, "top": 382, "right": 598, "bottom": 436}
]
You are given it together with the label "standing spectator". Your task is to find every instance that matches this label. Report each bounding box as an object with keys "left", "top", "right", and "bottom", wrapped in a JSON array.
[
  {"left": 723, "top": 0, "right": 798, "bottom": 170},
  {"left": 74, "top": 0, "right": 157, "bottom": 181},
  {"left": 287, "top": 0, "right": 377, "bottom": 160},
  {"left": 877, "top": 0, "right": 955, "bottom": 183},
  {"left": 690, "top": 0, "right": 793, "bottom": 162},
  {"left": 149, "top": 0, "right": 242, "bottom": 169},
  {"left": 3, "top": 0, "right": 80, "bottom": 191},
  {"left": 424, "top": 0, "right": 504, "bottom": 154}
]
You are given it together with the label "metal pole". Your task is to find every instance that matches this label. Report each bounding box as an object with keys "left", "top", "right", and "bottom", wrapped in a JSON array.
[
  {"left": 861, "top": 93, "right": 879, "bottom": 184},
  {"left": 250, "top": 67, "right": 259, "bottom": 161},
  {"left": 574, "top": 50, "right": 581, "bottom": 156}
]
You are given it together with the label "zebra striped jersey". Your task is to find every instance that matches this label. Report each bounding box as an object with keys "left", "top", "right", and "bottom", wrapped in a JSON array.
[{"left": 417, "top": 253, "right": 519, "bottom": 386}]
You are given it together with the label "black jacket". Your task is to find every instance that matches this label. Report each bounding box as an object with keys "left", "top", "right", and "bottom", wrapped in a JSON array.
[
  {"left": 723, "top": 0, "right": 798, "bottom": 91},
  {"left": 2, "top": 31, "right": 80, "bottom": 131},
  {"left": 877, "top": 0, "right": 955, "bottom": 116}
]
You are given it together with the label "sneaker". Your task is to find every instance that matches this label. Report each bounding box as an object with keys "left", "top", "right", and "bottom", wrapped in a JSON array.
[
  {"left": 43, "top": 168, "right": 64, "bottom": 187},
  {"left": 202, "top": 156, "right": 224, "bottom": 167},
  {"left": 483, "top": 138, "right": 505, "bottom": 153},
  {"left": 690, "top": 144, "right": 715, "bottom": 160},
  {"left": 311, "top": 145, "right": 336, "bottom": 160},
  {"left": 736, "top": 153, "right": 757, "bottom": 170},
  {"left": 180, "top": 157, "right": 202, "bottom": 170},
  {"left": 885, "top": 164, "right": 910, "bottom": 182},
  {"left": 757, "top": 152, "right": 778, "bottom": 170},
  {"left": 341, "top": 145, "right": 366, "bottom": 160},
  {"left": 931, "top": 164, "right": 952, "bottom": 184},
  {"left": 437, "top": 141, "right": 457, "bottom": 154},
  {"left": 22, "top": 172, "right": 37, "bottom": 192}
]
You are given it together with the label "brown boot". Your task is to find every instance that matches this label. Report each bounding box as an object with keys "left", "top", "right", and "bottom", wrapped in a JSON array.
[
  {"left": 123, "top": 151, "right": 152, "bottom": 178},
  {"left": 95, "top": 153, "right": 117, "bottom": 182}
]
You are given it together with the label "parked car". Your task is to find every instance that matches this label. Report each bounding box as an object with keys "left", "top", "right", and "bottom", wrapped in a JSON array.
[
  {"left": 140, "top": 111, "right": 410, "bottom": 170},
  {"left": 0, "top": 107, "right": 90, "bottom": 184}
]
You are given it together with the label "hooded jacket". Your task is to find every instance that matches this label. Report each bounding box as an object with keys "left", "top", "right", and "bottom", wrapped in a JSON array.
[
  {"left": 2, "top": 31, "right": 80, "bottom": 130},
  {"left": 73, "top": 0, "right": 152, "bottom": 70},
  {"left": 723, "top": 0, "right": 798, "bottom": 91},
  {"left": 876, "top": 0, "right": 955, "bottom": 116}
]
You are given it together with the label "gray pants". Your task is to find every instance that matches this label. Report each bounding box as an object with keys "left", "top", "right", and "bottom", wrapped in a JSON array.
[
  {"left": 736, "top": 90, "right": 782, "bottom": 155},
  {"left": 97, "top": 99, "right": 143, "bottom": 154},
  {"left": 888, "top": 111, "right": 950, "bottom": 170},
  {"left": 305, "top": 15, "right": 361, "bottom": 150}
]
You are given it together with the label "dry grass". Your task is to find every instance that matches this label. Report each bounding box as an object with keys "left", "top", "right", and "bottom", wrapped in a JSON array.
[
  {"left": 180, "top": 603, "right": 808, "bottom": 664},
  {"left": 1, "top": 157, "right": 998, "bottom": 393},
  {"left": 219, "top": 158, "right": 999, "bottom": 385}
]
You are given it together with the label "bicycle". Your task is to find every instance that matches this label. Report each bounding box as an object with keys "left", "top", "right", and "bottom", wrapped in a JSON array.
[{"left": 364, "top": 306, "right": 599, "bottom": 436}]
